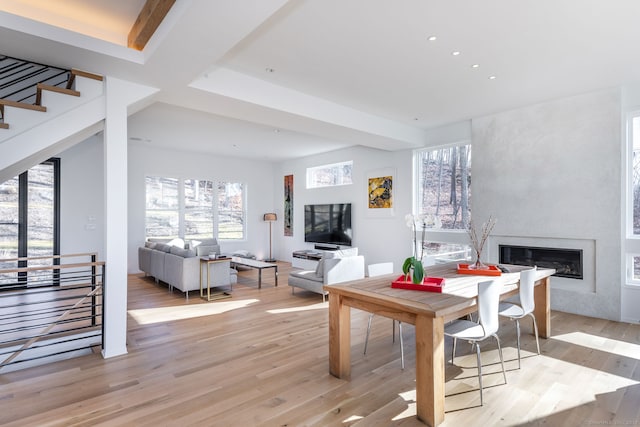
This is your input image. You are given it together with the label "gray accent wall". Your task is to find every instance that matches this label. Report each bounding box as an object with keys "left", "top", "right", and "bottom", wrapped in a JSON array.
[{"left": 472, "top": 89, "right": 622, "bottom": 320}]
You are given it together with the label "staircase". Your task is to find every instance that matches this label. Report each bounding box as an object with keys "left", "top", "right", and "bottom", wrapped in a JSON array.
[{"left": 0, "top": 55, "right": 106, "bottom": 184}]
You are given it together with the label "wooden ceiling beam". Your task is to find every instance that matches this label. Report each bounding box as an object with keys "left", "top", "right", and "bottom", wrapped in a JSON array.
[{"left": 127, "top": 0, "right": 176, "bottom": 51}]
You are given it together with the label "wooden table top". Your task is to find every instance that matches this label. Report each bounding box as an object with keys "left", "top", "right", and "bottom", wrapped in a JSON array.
[{"left": 324, "top": 263, "right": 555, "bottom": 322}]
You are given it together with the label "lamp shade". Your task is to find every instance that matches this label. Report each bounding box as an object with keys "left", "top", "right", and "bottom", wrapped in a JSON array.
[{"left": 263, "top": 213, "right": 277, "bottom": 221}]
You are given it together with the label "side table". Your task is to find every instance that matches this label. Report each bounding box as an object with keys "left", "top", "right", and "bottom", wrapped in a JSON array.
[{"left": 199, "top": 257, "right": 232, "bottom": 301}]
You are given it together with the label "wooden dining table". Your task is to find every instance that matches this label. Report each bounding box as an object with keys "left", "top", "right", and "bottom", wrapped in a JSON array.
[{"left": 324, "top": 262, "right": 555, "bottom": 427}]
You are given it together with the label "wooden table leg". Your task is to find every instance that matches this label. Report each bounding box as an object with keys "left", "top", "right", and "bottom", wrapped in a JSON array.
[
  {"left": 533, "top": 276, "right": 551, "bottom": 338},
  {"left": 415, "top": 314, "right": 445, "bottom": 427},
  {"left": 328, "top": 292, "right": 351, "bottom": 379}
]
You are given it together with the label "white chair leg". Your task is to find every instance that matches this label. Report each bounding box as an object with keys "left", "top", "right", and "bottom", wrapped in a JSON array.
[
  {"left": 451, "top": 337, "right": 457, "bottom": 364},
  {"left": 515, "top": 319, "right": 521, "bottom": 369},
  {"left": 475, "top": 342, "right": 483, "bottom": 406},
  {"left": 364, "top": 314, "right": 374, "bottom": 355},
  {"left": 494, "top": 334, "right": 507, "bottom": 385},
  {"left": 528, "top": 312, "right": 541, "bottom": 355},
  {"left": 392, "top": 320, "right": 396, "bottom": 343},
  {"left": 399, "top": 322, "right": 404, "bottom": 370}
]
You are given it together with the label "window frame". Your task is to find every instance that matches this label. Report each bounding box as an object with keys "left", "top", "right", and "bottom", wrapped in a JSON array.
[
  {"left": 144, "top": 176, "right": 247, "bottom": 242},
  {"left": 625, "top": 110, "right": 640, "bottom": 285},
  {"left": 306, "top": 160, "right": 353, "bottom": 189},
  {"left": 412, "top": 142, "right": 472, "bottom": 265},
  {"left": 413, "top": 142, "right": 472, "bottom": 231}
]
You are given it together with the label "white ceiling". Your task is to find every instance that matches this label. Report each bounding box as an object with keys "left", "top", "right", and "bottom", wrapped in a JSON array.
[{"left": 1, "top": 0, "right": 640, "bottom": 161}]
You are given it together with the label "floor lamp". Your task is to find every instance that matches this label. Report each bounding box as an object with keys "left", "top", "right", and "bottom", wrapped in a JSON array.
[{"left": 264, "top": 213, "right": 277, "bottom": 262}]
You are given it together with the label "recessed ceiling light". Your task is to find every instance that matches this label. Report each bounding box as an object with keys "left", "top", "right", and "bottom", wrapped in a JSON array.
[
  {"left": 265, "top": 68, "right": 275, "bottom": 73},
  {"left": 452, "top": 51, "right": 461, "bottom": 56},
  {"left": 427, "top": 35, "right": 437, "bottom": 41},
  {"left": 471, "top": 64, "right": 480, "bottom": 69},
  {"left": 274, "top": 129, "right": 281, "bottom": 133},
  {"left": 488, "top": 75, "right": 497, "bottom": 80}
]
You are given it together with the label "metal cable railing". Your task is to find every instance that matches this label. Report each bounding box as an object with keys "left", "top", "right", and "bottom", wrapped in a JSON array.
[
  {"left": 0, "top": 55, "right": 71, "bottom": 105},
  {"left": 0, "top": 253, "right": 105, "bottom": 370}
]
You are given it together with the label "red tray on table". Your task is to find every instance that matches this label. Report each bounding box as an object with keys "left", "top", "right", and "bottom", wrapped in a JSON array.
[
  {"left": 456, "top": 263, "right": 502, "bottom": 276},
  {"left": 391, "top": 275, "right": 445, "bottom": 293}
]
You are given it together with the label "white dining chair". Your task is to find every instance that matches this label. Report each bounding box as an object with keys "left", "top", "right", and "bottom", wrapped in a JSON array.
[
  {"left": 363, "top": 262, "right": 405, "bottom": 369},
  {"left": 498, "top": 267, "right": 540, "bottom": 369},
  {"left": 444, "top": 279, "right": 507, "bottom": 406}
]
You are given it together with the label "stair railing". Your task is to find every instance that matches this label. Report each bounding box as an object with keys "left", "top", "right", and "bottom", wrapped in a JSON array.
[
  {"left": 0, "top": 55, "right": 71, "bottom": 105},
  {"left": 0, "top": 252, "right": 105, "bottom": 370}
]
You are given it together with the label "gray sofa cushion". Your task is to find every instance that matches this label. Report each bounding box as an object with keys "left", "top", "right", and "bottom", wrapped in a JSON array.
[{"left": 170, "top": 246, "right": 196, "bottom": 258}]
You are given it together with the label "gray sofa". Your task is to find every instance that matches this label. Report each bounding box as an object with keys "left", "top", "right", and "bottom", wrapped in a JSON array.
[
  {"left": 288, "top": 247, "right": 365, "bottom": 302},
  {"left": 138, "top": 238, "right": 237, "bottom": 299}
]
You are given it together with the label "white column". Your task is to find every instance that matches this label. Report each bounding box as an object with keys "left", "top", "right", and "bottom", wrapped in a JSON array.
[{"left": 102, "top": 77, "right": 158, "bottom": 358}]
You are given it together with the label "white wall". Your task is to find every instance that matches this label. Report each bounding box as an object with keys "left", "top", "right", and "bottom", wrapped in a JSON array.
[
  {"left": 127, "top": 143, "right": 277, "bottom": 273},
  {"left": 275, "top": 146, "right": 419, "bottom": 273},
  {"left": 59, "top": 134, "right": 105, "bottom": 258},
  {"left": 473, "top": 89, "right": 622, "bottom": 320}
]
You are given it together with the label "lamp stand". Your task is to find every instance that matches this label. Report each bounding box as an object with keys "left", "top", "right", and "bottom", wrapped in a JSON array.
[{"left": 265, "top": 220, "right": 276, "bottom": 263}]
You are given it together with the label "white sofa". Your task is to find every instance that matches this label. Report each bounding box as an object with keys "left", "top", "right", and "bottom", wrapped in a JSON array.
[
  {"left": 288, "top": 248, "right": 365, "bottom": 302},
  {"left": 138, "top": 238, "right": 237, "bottom": 299}
]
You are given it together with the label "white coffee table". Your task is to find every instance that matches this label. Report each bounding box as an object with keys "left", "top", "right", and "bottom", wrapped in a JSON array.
[{"left": 231, "top": 257, "right": 278, "bottom": 289}]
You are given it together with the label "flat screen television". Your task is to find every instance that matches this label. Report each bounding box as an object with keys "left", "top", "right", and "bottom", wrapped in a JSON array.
[{"left": 304, "top": 203, "right": 352, "bottom": 247}]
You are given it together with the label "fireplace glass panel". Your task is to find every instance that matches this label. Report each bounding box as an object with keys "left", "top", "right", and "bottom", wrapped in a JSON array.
[{"left": 499, "top": 245, "right": 583, "bottom": 279}]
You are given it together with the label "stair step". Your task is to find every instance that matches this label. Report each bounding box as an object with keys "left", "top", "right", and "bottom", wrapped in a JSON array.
[
  {"left": 66, "top": 69, "right": 104, "bottom": 89},
  {"left": 0, "top": 99, "right": 46, "bottom": 112},
  {"left": 36, "top": 83, "right": 80, "bottom": 106}
]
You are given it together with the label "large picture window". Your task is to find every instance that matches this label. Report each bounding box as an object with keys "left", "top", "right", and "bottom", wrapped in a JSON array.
[
  {"left": 413, "top": 144, "right": 472, "bottom": 265},
  {"left": 145, "top": 176, "right": 245, "bottom": 241},
  {"left": 415, "top": 145, "right": 471, "bottom": 229}
]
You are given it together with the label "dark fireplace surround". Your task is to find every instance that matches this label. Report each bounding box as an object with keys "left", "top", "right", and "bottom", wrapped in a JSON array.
[{"left": 499, "top": 245, "right": 583, "bottom": 280}]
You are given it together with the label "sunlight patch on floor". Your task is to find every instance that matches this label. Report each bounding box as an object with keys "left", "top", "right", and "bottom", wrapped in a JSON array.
[
  {"left": 342, "top": 415, "right": 363, "bottom": 423},
  {"left": 266, "top": 301, "right": 327, "bottom": 314},
  {"left": 392, "top": 389, "right": 416, "bottom": 421},
  {"left": 128, "top": 299, "right": 260, "bottom": 325},
  {"left": 552, "top": 331, "right": 640, "bottom": 359}
]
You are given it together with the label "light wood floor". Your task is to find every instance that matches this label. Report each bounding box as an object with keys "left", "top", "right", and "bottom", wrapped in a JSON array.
[{"left": 1, "top": 262, "right": 639, "bottom": 426}]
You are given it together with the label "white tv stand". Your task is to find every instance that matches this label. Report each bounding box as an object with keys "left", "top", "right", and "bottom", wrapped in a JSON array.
[
  {"left": 292, "top": 250, "right": 323, "bottom": 269},
  {"left": 291, "top": 245, "right": 341, "bottom": 269}
]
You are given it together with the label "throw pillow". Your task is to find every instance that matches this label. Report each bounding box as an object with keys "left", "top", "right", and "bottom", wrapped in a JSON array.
[
  {"left": 170, "top": 246, "right": 196, "bottom": 258},
  {"left": 155, "top": 243, "right": 171, "bottom": 253},
  {"left": 167, "top": 238, "right": 185, "bottom": 248}
]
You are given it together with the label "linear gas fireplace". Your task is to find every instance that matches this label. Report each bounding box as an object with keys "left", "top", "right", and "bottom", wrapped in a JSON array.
[{"left": 499, "top": 245, "right": 583, "bottom": 280}]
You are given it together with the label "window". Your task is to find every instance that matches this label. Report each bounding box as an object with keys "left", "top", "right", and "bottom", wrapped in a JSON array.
[
  {"left": 413, "top": 144, "right": 472, "bottom": 265},
  {"left": 145, "top": 176, "right": 179, "bottom": 239},
  {"left": 626, "top": 112, "right": 640, "bottom": 284},
  {"left": 217, "top": 182, "right": 245, "bottom": 240},
  {"left": 306, "top": 160, "right": 353, "bottom": 189},
  {"left": 184, "top": 179, "right": 214, "bottom": 240},
  {"left": 145, "top": 176, "right": 245, "bottom": 241},
  {"left": 0, "top": 159, "right": 60, "bottom": 287},
  {"left": 414, "top": 144, "right": 471, "bottom": 229}
]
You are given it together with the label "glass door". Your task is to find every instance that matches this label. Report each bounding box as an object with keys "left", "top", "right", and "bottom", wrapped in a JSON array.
[{"left": 0, "top": 159, "right": 59, "bottom": 289}]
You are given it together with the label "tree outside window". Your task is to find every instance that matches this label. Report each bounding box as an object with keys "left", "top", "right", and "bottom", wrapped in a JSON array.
[{"left": 414, "top": 145, "right": 472, "bottom": 265}]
